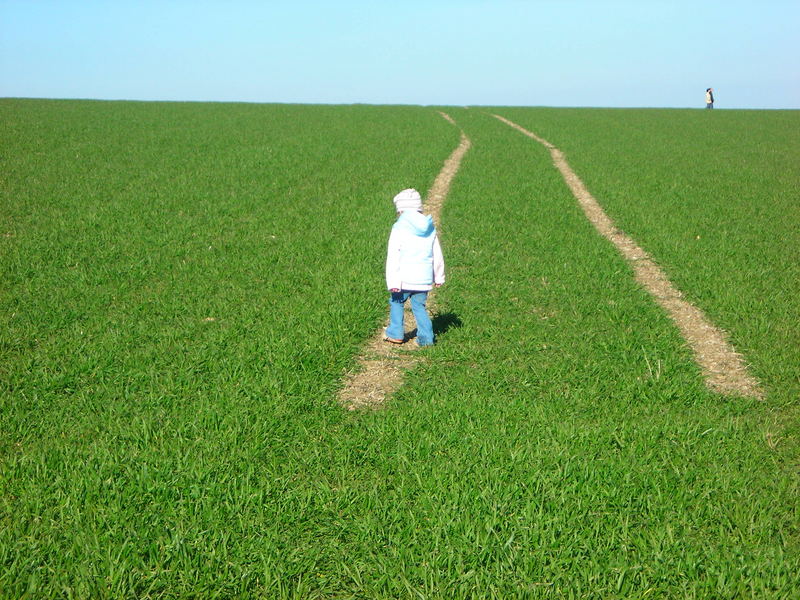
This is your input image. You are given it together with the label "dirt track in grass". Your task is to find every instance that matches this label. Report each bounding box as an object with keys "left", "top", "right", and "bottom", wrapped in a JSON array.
[
  {"left": 493, "top": 114, "right": 763, "bottom": 399},
  {"left": 338, "top": 113, "right": 471, "bottom": 410}
]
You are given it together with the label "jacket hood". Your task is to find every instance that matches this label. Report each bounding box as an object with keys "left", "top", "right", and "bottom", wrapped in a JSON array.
[{"left": 395, "top": 211, "right": 434, "bottom": 237}]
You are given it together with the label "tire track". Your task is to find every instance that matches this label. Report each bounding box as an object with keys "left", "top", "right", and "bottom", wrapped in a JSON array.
[
  {"left": 493, "top": 114, "right": 763, "bottom": 399},
  {"left": 338, "top": 113, "right": 471, "bottom": 410}
]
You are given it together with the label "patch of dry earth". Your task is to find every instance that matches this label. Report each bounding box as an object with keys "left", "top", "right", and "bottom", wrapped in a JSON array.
[
  {"left": 338, "top": 114, "right": 471, "bottom": 410},
  {"left": 493, "top": 114, "right": 763, "bottom": 399}
]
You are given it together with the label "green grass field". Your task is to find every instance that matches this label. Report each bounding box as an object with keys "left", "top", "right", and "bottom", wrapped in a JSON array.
[{"left": 2, "top": 99, "right": 798, "bottom": 598}]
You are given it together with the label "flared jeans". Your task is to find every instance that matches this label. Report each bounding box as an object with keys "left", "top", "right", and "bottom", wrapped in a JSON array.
[{"left": 386, "top": 290, "right": 434, "bottom": 346}]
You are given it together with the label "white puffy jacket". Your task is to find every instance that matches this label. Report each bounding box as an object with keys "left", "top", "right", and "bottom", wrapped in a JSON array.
[{"left": 385, "top": 211, "right": 445, "bottom": 291}]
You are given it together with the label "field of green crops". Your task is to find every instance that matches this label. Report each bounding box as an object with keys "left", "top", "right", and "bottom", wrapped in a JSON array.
[{"left": 1, "top": 99, "right": 798, "bottom": 598}]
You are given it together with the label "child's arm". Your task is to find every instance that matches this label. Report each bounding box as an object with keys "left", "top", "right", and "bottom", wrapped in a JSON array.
[
  {"left": 386, "top": 228, "right": 402, "bottom": 291},
  {"left": 433, "top": 234, "right": 445, "bottom": 287}
]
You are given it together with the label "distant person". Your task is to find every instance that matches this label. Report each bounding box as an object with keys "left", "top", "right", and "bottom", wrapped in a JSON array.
[
  {"left": 384, "top": 188, "right": 445, "bottom": 347},
  {"left": 706, "top": 87, "right": 714, "bottom": 109}
]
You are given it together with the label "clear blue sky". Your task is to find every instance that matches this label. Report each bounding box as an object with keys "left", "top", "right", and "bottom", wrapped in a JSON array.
[{"left": 1, "top": 0, "right": 798, "bottom": 109}]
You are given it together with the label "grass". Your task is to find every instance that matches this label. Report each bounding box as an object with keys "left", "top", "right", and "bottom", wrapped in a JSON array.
[
  {"left": 1, "top": 100, "right": 798, "bottom": 598},
  {"left": 383, "top": 107, "right": 799, "bottom": 597},
  {"left": 493, "top": 107, "right": 800, "bottom": 408},
  {"left": 0, "top": 99, "right": 459, "bottom": 598}
]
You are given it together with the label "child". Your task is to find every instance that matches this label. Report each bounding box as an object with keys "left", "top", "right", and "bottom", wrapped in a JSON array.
[{"left": 384, "top": 188, "right": 445, "bottom": 347}]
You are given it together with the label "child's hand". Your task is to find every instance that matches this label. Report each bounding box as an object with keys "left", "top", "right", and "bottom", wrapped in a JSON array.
[
  {"left": 434, "top": 283, "right": 443, "bottom": 288},
  {"left": 390, "top": 288, "right": 400, "bottom": 292}
]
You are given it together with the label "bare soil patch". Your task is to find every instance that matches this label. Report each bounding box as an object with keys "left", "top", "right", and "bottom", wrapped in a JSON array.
[
  {"left": 493, "top": 114, "right": 763, "bottom": 399},
  {"left": 338, "top": 114, "right": 471, "bottom": 410}
]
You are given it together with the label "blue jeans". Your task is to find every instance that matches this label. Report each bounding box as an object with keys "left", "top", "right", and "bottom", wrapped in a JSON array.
[{"left": 386, "top": 291, "right": 434, "bottom": 346}]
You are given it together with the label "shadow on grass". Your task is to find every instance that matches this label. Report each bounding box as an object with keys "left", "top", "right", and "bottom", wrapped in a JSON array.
[
  {"left": 432, "top": 312, "right": 463, "bottom": 336},
  {"left": 405, "top": 312, "right": 463, "bottom": 343}
]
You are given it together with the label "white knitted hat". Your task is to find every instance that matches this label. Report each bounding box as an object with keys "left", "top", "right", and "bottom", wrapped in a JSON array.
[{"left": 393, "top": 188, "right": 422, "bottom": 212}]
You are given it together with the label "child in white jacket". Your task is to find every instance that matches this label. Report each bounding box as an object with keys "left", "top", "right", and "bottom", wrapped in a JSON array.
[{"left": 384, "top": 188, "right": 445, "bottom": 346}]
